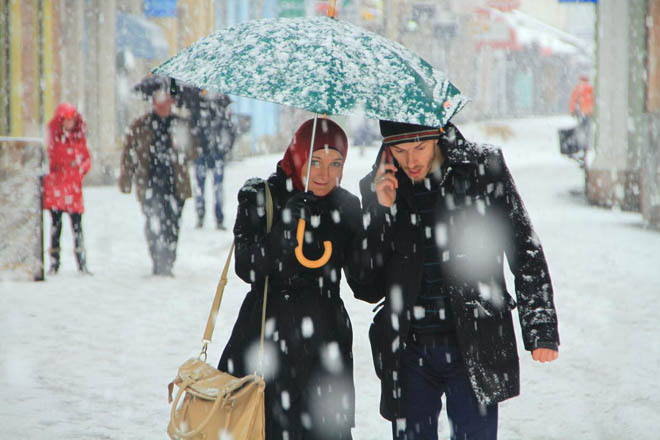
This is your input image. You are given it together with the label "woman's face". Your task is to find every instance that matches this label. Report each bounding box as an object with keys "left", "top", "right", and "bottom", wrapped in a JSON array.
[
  {"left": 62, "top": 117, "right": 75, "bottom": 131},
  {"left": 300, "top": 148, "right": 345, "bottom": 197}
]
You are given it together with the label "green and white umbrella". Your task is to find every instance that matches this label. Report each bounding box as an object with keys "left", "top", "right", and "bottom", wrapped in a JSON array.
[
  {"left": 153, "top": 15, "right": 469, "bottom": 268},
  {"left": 153, "top": 16, "right": 468, "bottom": 128}
]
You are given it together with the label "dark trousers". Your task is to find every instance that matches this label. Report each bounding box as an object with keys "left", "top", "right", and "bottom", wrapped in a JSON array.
[
  {"left": 49, "top": 209, "right": 86, "bottom": 271},
  {"left": 194, "top": 154, "right": 224, "bottom": 226},
  {"left": 393, "top": 342, "right": 498, "bottom": 440},
  {"left": 143, "top": 192, "right": 183, "bottom": 275}
]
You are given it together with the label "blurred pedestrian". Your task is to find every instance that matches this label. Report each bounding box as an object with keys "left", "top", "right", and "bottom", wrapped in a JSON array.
[
  {"left": 359, "top": 120, "right": 560, "bottom": 440},
  {"left": 569, "top": 74, "right": 594, "bottom": 119},
  {"left": 43, "top": 102, "right": 91, "bottom": 274},
  {"left": 119, "top": 89, "right": 198, "bottom": 276},
  {"left": 569, "top": 74, "right": 594, "bottom": 154},
  {"left": 189, "top": 94, "right": 236, "bottom": 230}
]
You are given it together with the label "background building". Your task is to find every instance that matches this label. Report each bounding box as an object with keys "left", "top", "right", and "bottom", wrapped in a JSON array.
[
  {"left": 1, "top": 0, "right": 597, "bottom": 181},
  {"left": 588, "top": 0, "right": 660, "bottom": 226},
  {"left": 0, "top": 0, "right": 213, "bottom": 184}
]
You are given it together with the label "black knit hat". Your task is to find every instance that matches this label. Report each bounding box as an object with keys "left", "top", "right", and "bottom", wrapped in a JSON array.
[{"left": 379, "top": 120, "right": 443, "bottom": 146}]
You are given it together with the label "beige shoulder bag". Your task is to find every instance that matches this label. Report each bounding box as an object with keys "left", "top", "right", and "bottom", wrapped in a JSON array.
[{"left": 167, "top": 181, "right": 273, "bottom": 440}]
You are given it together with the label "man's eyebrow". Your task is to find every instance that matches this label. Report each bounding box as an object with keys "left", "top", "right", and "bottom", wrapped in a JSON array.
[{"left": 393, "top": 142, "right": 425, "bottom": 150}]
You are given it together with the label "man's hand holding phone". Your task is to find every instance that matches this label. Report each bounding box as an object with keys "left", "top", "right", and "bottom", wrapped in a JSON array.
[{"left": 374, "top": 148, "right": 398, "bottom": 208}]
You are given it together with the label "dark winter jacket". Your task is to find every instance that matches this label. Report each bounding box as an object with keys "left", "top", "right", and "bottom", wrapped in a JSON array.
[
  {"left": 218, "top": 165, "right": 367, "bottom": 437},
  {"left": 189, "top": 98, "right": 236, "bottom": 159},
  {"left": 359, "top": 123, "right": 560, "bottom": 419}
]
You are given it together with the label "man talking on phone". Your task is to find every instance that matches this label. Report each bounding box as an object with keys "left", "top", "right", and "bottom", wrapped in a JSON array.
[{"left": 357, "top": 120, "right": 559, "bottom": 440}]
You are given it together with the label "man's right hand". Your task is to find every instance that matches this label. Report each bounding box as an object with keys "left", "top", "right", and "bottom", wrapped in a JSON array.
[{"left": 374, "top": 150, "right": 398, "bottom": 207}]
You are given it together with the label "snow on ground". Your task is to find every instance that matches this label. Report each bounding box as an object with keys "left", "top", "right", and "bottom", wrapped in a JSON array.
[{"left": 1, "top": 116, "right": 659, "bottom": 439}]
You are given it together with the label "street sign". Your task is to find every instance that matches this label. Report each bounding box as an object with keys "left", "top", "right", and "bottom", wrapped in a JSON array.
[{"left": 144, "top": 0, "right": 177, "bottom": 17}]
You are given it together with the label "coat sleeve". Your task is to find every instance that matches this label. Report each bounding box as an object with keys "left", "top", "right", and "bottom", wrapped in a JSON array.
[
  {"left": 338, "top": 192, "right": 379, "bottom": 303},
  {"left": 186, "top": 121, "right": 201, "bottom": 163},
  {"left": 78, "top": 136, "right": 91, "bottom": 177},
  {"left": 45, "top": 128, "right": 56, "bottom": 173},
  {"left": 346, "top": 171, "right": 396, "bottom": 303},
  {"left": 233, "top": 179, "right": 276, "bottom": 285},
  {"left": 118, "top": 123, "right": 137, "bottom": 194},
  {"left": 493, "top": 150, "right": 560, "bottom": 351}
]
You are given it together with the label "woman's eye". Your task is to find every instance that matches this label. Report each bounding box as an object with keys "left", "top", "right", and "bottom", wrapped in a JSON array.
[
  {"left": 331, "top": 161, "right": 343, "bottom": 168},
  {"left": 311, "top": 160, "right": 320, "bottom": 167}
]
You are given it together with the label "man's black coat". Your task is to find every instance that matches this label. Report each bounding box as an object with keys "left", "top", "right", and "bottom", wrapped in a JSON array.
[{"left": 358, "top": 123, "right": 560, "bottom": 420}]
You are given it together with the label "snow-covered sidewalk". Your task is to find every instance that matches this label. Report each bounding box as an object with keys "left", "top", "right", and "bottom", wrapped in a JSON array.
[{"left": 1, "top": 116, "right": 659, "bottom": 439}]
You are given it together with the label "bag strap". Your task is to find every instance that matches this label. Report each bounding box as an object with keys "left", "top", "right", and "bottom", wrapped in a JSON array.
[
  {"left": 199, "top": 242, "right": 235, "bottom": 361},
  {"left": 198, "top": 179, "right": 273, "bottom": 371},
  {"left": 168, "top": 378, "right": 226, "bottom": 439},
  {"left": 257, "top": 181, "right": 273, "bottom": 376}
]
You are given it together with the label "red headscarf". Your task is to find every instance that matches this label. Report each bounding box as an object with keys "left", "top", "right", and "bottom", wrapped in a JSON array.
[
  {"left": 279, "top": 118, "right": 348, "bottom": 192},
  {"left": 48, "top": 102, "right": 86, "bottom": 142}
]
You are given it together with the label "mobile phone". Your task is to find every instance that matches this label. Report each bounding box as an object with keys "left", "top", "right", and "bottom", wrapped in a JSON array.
[{"left": 383, "top": 146, "right": 393, "bottom": 165}]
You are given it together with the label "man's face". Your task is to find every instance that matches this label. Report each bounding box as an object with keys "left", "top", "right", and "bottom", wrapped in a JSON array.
[
  {"left": 300, "top": 148, "right": 345, "bottom": 197},
  {"left": 389, "top": 139, "right": 438, "bottom": 182},
  {"left": 152, "top": 91, "right": 173, "bottom": 118}
]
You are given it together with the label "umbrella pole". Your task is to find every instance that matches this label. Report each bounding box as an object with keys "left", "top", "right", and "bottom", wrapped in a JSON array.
[
  {"left": 304, "top": 113, "right": 319, "bottom": 192},
  {"left": 295, "top": 112, "right": 332, "bottom": 269}
]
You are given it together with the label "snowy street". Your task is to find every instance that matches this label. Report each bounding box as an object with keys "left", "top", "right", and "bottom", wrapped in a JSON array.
[{"left": 2, "top": 116, "right": 659, "bottom": 439}]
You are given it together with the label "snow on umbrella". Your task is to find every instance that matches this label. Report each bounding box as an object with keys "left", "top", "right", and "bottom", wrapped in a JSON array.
[
  {"left": 152, "top": 14, "right": 469, "bottom": 268},
  {"left": 152, "top": 16, "right": 468, "bottom": 128}
]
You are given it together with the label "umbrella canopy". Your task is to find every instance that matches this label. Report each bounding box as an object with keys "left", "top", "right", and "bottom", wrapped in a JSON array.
[
  {"left": 132, "top": 74, "right": 174, "bottom": 98},
  {"left": 153, "top": 16, "right": 469, "bottom": 128}
]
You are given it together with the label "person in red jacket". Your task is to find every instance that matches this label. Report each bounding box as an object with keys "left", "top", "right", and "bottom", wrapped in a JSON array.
[
  {"left": 568, "top": 75, "right": 595, "bottom": 156},
  {"left": 42, "top": 102, "right": 91, "bottom": 274},
  {"left": 569, "top": 75, "right": 594, "bottom": 118}
]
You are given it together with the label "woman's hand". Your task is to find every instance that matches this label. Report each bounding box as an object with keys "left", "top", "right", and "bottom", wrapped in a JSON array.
[
  {"left": 285, "top": 191, "right": 319, "bottom": 221},
  {"left": 374, "top": 151, "right": 398, "bottom": 208}
]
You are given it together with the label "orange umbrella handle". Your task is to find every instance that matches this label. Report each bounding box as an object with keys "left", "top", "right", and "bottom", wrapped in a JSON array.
[{"left": 294, "top": 218, "right": 332, "bottom": 268}]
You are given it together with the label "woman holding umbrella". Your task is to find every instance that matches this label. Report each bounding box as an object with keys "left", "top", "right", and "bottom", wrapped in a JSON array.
[
  {"left": 218, "top": 118, "right": 368, "bottom": 440},
  {"left": 42, "top": 102, "right": 91, "bottom": 274}
]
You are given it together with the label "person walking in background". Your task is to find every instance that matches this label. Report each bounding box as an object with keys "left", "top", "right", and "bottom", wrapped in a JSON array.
[
  {"left": 569, "top": 74, "right": 594, "bottom": 119},
  {"left": 359, "top": 120, "right": 560, "bottom": 440},
  {"left": 42, "top": 102, "right": 91, "bottom": 275},
  {"left": 119, "top": 88, "right": 198, "bottom": 277},
  {"left": 189, "top": 93, "right": 236, "bottom": 230},
  {"left": 569, "top": 74, "right": 594, "bottom": 155}
]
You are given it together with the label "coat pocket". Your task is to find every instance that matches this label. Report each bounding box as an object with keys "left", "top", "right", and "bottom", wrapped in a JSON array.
[{"left": 462, "top": 310, "right": 519, "bottom": 368}]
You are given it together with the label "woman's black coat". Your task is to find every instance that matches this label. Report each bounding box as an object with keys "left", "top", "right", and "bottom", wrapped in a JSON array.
[
  {"left": 218, "top": 165, "right": 367, "bottom": 437},
  {"left": 358, "top": 123, "right": 560, "bottom": 420}
]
